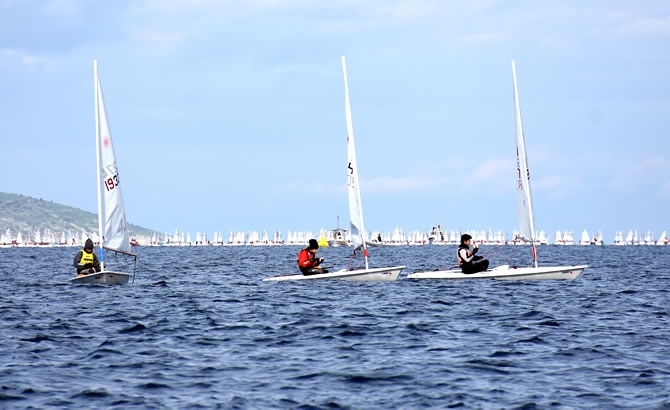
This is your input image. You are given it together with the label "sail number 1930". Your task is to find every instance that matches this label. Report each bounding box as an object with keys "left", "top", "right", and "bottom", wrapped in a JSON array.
[{"left": 104, "top": 174, "right": 120, "bottom": 191}]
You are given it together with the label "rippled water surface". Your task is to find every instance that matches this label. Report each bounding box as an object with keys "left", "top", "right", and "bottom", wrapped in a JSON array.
[{"left": 1, "top": 245, "right": 669, "bottom": 408}]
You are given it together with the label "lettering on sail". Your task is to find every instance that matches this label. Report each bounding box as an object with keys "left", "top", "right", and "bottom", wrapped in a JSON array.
[
  {"left": 515, "top": 146, "right": 530, "bottom": 190},
  {"left": 103, "top": 163, "right": 120, "bottom": 192}
]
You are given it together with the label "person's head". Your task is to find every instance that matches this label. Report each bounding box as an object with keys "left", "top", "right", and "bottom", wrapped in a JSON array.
[
  {"left": 308, "top": 238, "right": 319, "bottom": 253},
  {"left": 84, "top": 238, "right": 94, "bottom": 253},
  {"left": 460, "top": 233, "right": 472, "bottom": 246}
]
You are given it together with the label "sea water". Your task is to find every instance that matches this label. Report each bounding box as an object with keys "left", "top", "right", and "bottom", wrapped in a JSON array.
[{"left": 1, "top": 245, "right": 669, "bottom": 408}]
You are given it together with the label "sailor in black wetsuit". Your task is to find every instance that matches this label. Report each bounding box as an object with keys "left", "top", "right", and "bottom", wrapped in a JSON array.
[{"left": 457, "top": 234, "right": 489, "bottom": 274}]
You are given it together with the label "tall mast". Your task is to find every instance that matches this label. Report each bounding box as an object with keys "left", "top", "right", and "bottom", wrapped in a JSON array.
[
  {"left": 342, "top": 56, "right": 369, "bottom": 269},
  {"left": 94, "top": 59, "right": 105, "bottom": 270},
  {"left": 512, "top": 60, "right": 538, "bottom": 268}
]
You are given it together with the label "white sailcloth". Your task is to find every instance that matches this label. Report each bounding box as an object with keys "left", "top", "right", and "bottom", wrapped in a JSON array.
[
  {"left": 263, "top": 57, "right": 405, "bottom": 281},
  {"left": 407, "top": 60, "right": 585, "bottom": 281},
  {"left": 342, "top": 56, "right": 369, "bottom": 269},
  {"left": 512, "top": 60, "right": 538, "bottom": 267},
  {"left": 95, "top": 60, "right": 130, "bottom": 255}
]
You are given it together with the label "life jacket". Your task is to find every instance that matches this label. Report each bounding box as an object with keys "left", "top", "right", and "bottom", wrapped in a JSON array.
[
  {"left": 80, "top": 250, "right": 94, "bottom": 265},
  {"left": 456, "top": 244, "right": 470, "bottom": 267},
  {"left": 297, "top": 248, "right": 316, "bottom": 270}
]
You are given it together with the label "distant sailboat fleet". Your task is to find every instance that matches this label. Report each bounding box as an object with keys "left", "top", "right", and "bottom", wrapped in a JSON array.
[
  {"left": 1, "top": 226, "right": 668, "bottom": 248},
  {"left": 0, "top": 226, "right": 668, "bottom": 247}
]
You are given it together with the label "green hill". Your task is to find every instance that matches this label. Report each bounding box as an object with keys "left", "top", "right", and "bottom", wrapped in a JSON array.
[{"left": 0, "top": 192, "right": 157, "bottom": 239}]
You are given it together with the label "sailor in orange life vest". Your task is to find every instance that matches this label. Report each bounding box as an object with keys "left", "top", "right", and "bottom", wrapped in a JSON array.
[
  {"left": 73, "top": 238, "right": 101, "bottom": 276},
  {"left": 297, "top": 239, "right": 328, "bottom": 275},
  {"left": 457, "top": 233, "right": 489, "bottom": 274}
]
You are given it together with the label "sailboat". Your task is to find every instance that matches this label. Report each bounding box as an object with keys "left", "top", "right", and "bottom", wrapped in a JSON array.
[
  {"left": 327, "top": 215, "right": 349, "bottom": 247},
  {"left": 365, "top": 229, "right": 397, "bottom": 247},
  {"left": 70, "top": 60, "right": 137, "bottom": 285},
  {"left": 579, "top": 229, "right": 591, "bottom": 245},
  {"left": 264, "top": 57, "right": 405, "bottom": 282},
  {"left": 409, "top": 61, "right": 586, "bottom": 281}
]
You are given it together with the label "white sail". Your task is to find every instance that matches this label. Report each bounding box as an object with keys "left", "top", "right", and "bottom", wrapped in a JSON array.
[
  {"left": 342, "top": 56, "right": 369, "bottom": 269},
  {"left": 408, "top": 60, "right": 586, "bottom": 280},
  {"left": 1, "top": 229, "right": 9, "bottom": 245},
  {"left": 264, "top": 57, "right": 406, "bottom": 281},
  {"left": 512, "top": 60, "right": 538, "bottom": 267},
  {"left": 554, "top": 230, "right": 563, "bottom": 245},
  {"left": 95, "top": 60, "right": 130, "bottom": 255},
  {"left": 579, "top": 229, "right": 590, "bottom": 245},
  {"left": 70, "top": 60, "right": 135, "bottom": 284}
]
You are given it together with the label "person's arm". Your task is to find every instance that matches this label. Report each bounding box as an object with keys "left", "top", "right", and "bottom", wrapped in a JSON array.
[
  {"left": 298, "top": 250, "right": 316, "bottom": 269},
  {"left": 93, "top": 254, "right": 101, "bottom": 270},
  {"left": 73, "top": 251, "right": 85, "bottom": 269},
  {"left": 459, "top": 248, "right": 474, "bottom": 263}
]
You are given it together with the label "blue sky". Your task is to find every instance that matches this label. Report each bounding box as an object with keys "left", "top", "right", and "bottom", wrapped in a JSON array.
[{"left": 1, "top": 0, "right": 669, "bottom": 242}]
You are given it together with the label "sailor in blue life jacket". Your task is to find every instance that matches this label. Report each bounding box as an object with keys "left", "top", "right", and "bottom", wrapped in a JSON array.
[
  {"left": 73, "top": 238, "right": 101, "bottom": 276},
  {"left": 457, "top": 233, "right": 489, "bottom": 274}
]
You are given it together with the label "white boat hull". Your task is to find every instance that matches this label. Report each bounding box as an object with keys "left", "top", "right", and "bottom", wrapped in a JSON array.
[
  {"left": 264, "top": 265, "right": 405, "bottom": 282},
  {"left": 327, "top": 240, "right": 350, "bottom": 248},
  {"left": 365, "top": 240, "right": 397, "bottom": 247},
  {"left": 407, "top": 264, "right": 587, "bottom": 281},
  {"left": 69, "top": 271, "right": 131, "bottom": 285}
]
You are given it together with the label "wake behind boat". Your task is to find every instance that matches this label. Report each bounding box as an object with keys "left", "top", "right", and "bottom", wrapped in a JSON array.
[
  {"left": 264, "top": 56, "right": 405, "bottom": 282},
  {"left": 409, "top": 60, "right": 586, "bottom": 281},
  {"left": 70, "top": 60, "right": 136, "bottom": 285}
]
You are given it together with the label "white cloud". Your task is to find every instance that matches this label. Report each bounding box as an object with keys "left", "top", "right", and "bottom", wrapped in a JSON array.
[
  {"left": 281, "top": 174, "right": 452, "bottom": 194},
  {"left": 136, "top": 107, "right": 190, "bottom": 121},
  {"left": 460, "top": 32, "right": 505, "bottom": 43},
  {"left": 640, "top": 155, "right": 665, "bottom": 170},
  {"left": 605, "top": 155, "right": 667, "bottom": 193},
  {"left": 534, "top": 175, "right": 582, "bottom": 200},
  {"left": 1, "top": 0, "right": 20, "bottom": 7},
  {"left": 0, "top": 48, "right": 46, "bottom": 69},
  {"left": 277, "top": 180, "right": 343, "bottom": 195},
  {"left": 624, "top": 16, "right": 670, "bottom": 35},
  {"left": 657, "top": 180, "right": 670, "bottom": 197},
  {"left": 534, "top": 175, "right": 563, "bottom": 191},
  {"left": 471, "top": 158, "right": 508, "bottom": 182},
  {"left": 363, "top": 175, "right": 448, "bottom": 193},
  {"left": 41, "top": 0, "right": 81, "bottom": 17},
  {"left": 127, "top": 0, "right": 446, "bottom": 31},
  {"left": 125, "top": 26, "right": 187, "bottom": 52},
  {"left": 368, "top": 0, "right": 441, "bottom": 23},
  {"left": 466, "top": 0, "right": 500, "bottom": 13},
  {"left": 605, "top": 175, "right": 635, "bottom": 194},
  {"left": 269, "top": 63, "right": 317, "bottom": 77}
]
